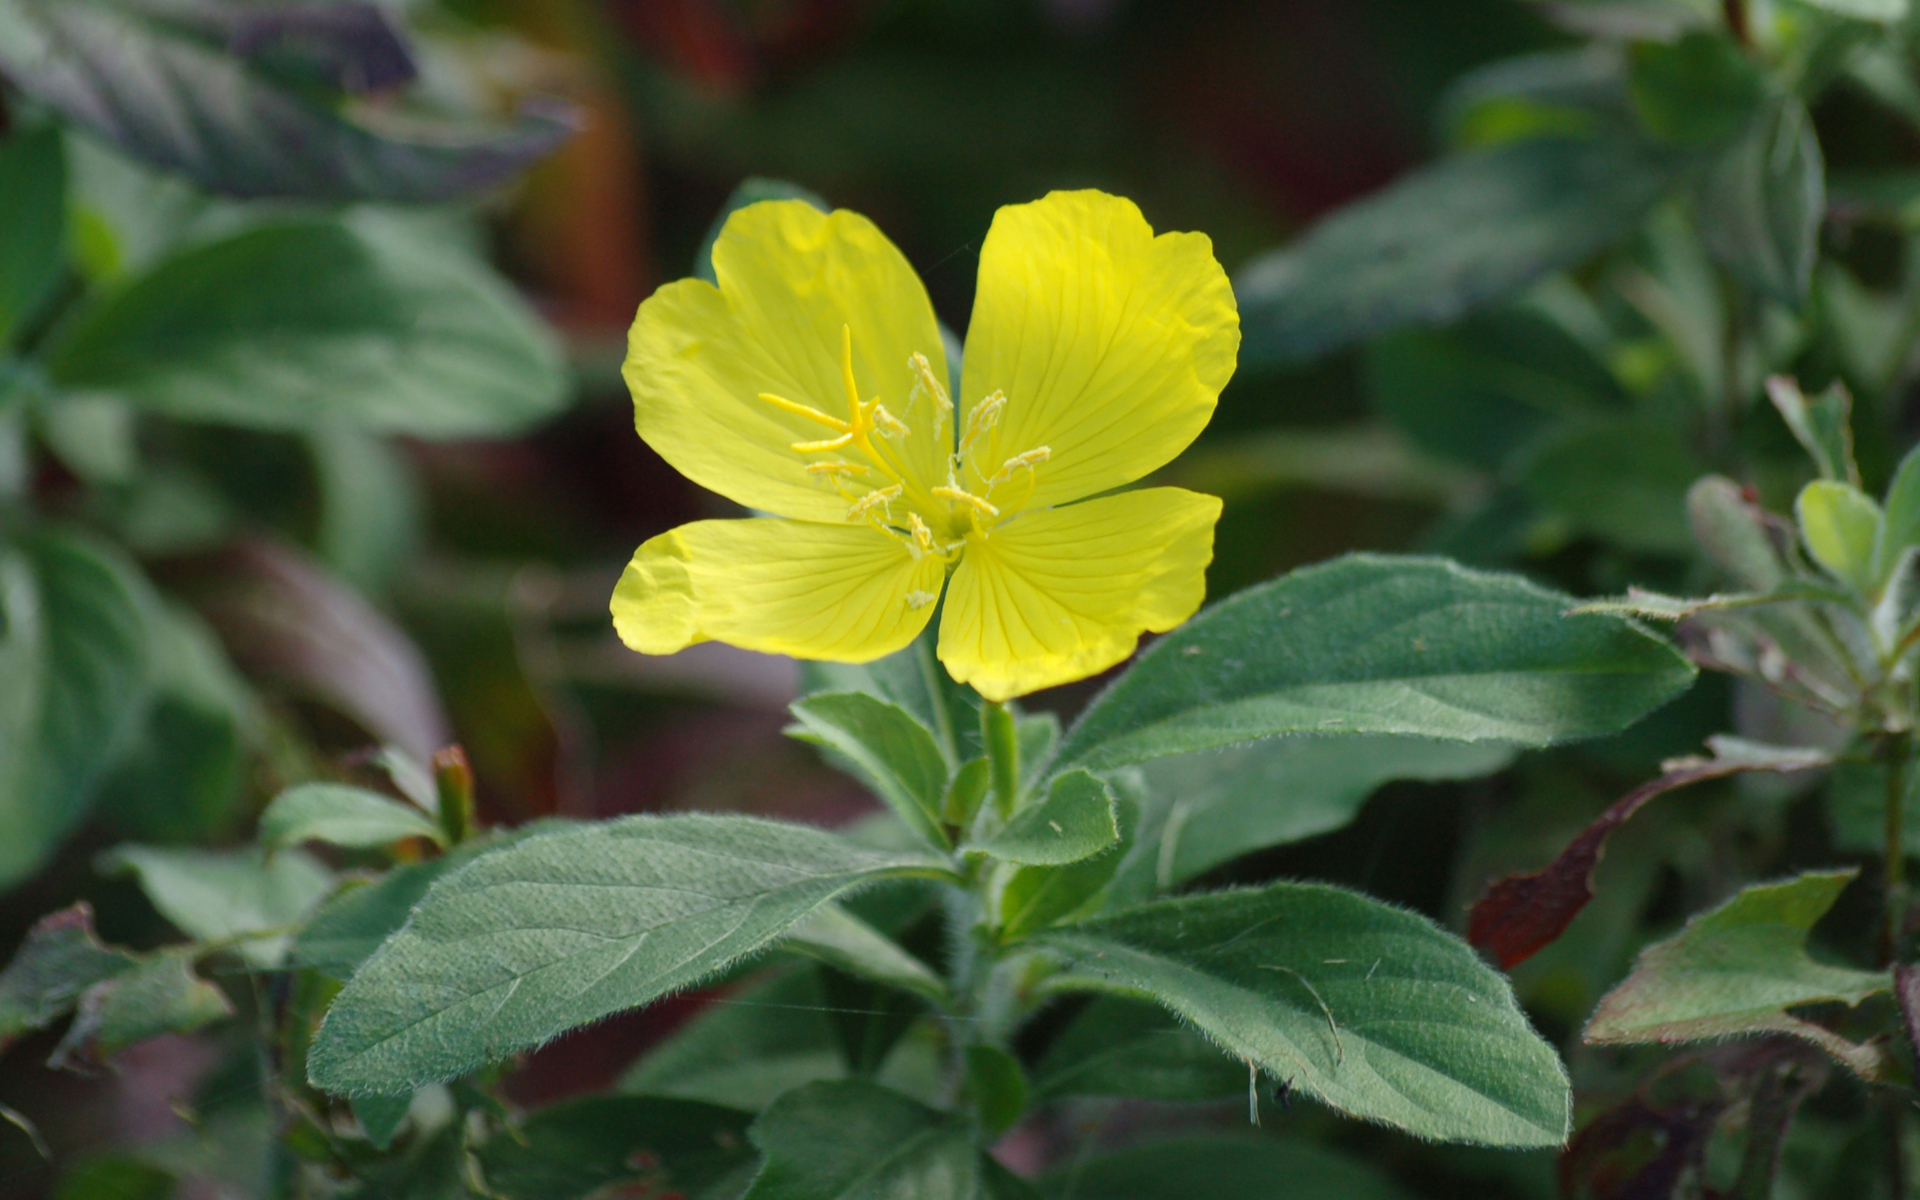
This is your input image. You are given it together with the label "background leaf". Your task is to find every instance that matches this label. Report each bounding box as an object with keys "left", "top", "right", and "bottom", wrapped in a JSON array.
[
  {"left": 1035, "top": 883, "right": 1570, "bottom": 1146},
  {"left": 1048, "top": 554, "right": 1695, "bottom": 774},
  {"left": 1033, "top": 1135, "right": 1415, "bottom": 1200},
  {"left": 101, "top": 845, "right": 333, "bottom": 967},
  {"left": 47, "top": 216, "right": 567, "bottom": 437},
  {"left": 307, "top": 814, "right": 953, "bottom": 1093},
  {"left": 1693, "top": 96, "right": 1825, "bottom": 303},
  {"left": 479, "top": 1096, "right": 755, "bottom": 1200},
  {"left": 0, "top": 905, "right": 137, "bottom": 1047},
  {"left": 258, "top": 783, "right": 443, "bottom": 855},
  {"left": 1031, "top": 996, "right": 1243, "bottom": 1102},
  {"left": 0, "top": 123, "right": 65, "bottom": 344}
]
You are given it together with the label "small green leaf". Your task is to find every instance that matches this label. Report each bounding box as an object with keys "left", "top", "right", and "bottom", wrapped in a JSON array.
[
  {"left": 964, "top": 1044, "right": 1028, "bottom": 1138},
  {"left": 1767, "top": 378, "right": 1859, "bottom": 488},
  {"left": 1033, "top": 1135, "right": 1417, "bottom": 1200},
  {"left": 1050, "top": 554, "right": 1696, "bottom": 774},
  {"left": 1586, "top": 869, "right": 1889, "bottom": 1075},
  {"left": 0, "top": 123, "right": 65, "bottom": 344},
  {"left": 805, "top": 638, "right": 982, "bottom": 764},
  {"left": 47, "top": 216, "right": 566, "bottom": 437},
  {"left": 1143, "top": 736, "right": 1516, "bottom": 886},
  {"left": 101, "top": 845, "right": 333, "bottom": 967},
  {"left": 1694, "top": 97, "right": 1824, "bottom": 304},
  {"left": 258, "top": 783, "right": 444, "bottom": 855},
  {"left": 1628, "top": 33, "right": 1767, "bottom": 146},
  {"left": 1522, "top": 419, "right": 1707, "bottom": 554},
  {"left": 999, "top": 791, "right": 1139, "bottom": 939},
  {"left": 307, "top": 814, "right": 955, "bottom": 1094},
  {"left": 781, "top": 903, "right": 949, "bottom": 1005},
  {"left": 789, "top": 692, "right": 951, "bottom": 849},
  {"left": 742, "top": 1080, "right": 1038, "bottom": 1200},
  {"left": 1032, "top": 996, "right": 1242, "bottom": 1102},
  {"left": 0, "top": 905, "right": 137, "bottom": 1046},
  {"left": 47, "top": 949, "right": 233, "bottom": 1068},
  {"left": 943, "top": 758, "right": 991, "bottom": 827},
  {"left": 1235, "top": 135, "right": 1683, "bottom": 366},
  {"left": 1689, "top": 475, "right": 1788, "bottom": 590},
  {"left": 1796, "top": 480, "right": 1882, "bottom": 593},
  {"left": 0, "top": 531, "right": 152, "bottom": 888},
  {"left": 1035, "top": 883, "right": 1569, "bottom": 1146},
  {"left": 55, "top": 1158, "right": 176, "bottom": 1200},
  {"left": 1874, "top": 443, "right": 1920, "bottom": 584},
  {"left": 351, "top": 1092, "right": 412, "bottom": 1151},
  {"left": 480, "top": 1096, "right": 755, "bottom": 1200},
  {"left": 976, "top": 770, "right": 1117, "bottom": 866}
]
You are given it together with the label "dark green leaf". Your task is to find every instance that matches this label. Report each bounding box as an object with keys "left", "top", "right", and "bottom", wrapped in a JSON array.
[
  {"left": 1141, "top": 736, "right": 1516, "bottom": 886},
  {"left": 695, "top": 177, "right": 828, "bottom": 283},
  {"left": 480, "top": 1096, "right": 755, "bottom": 1200},
  {"left": 976, "top": 770, "right": 1117, "bottom": 866},
  {"left": 781, "top": 903, "right": 948, "bottom": 1004},
  {"left": 0, "top": 530, "right": 151, "bottom": 888},
  {"left": 1049, "top": 554, "right": 1695, "bottom": 774},
  {"left": 1036, "top": 883, "right": 1569, "bottom": 1146},
  {"left": 290, "top": 858, "right": 464, "bottom": 981},
  {"left": 1767, "top": 378, "right": 1858, "bottom": 488},
  {"left": 1522, "top": 419, "right": 1707, "bottom": 554},
  {"left": 1031, "top": 996, "right": 1242, "bottom": 1102},
  {"left": 0, "top": 904, "right": 137, "bottom": 1046},
  {"left": 804, "top": 639, "right": 981, "bottom": 765},
  {"left": 0, "top": 123, "right": 65, "bottom": 344},
  {"left": 47, "top": 949, "right": 233, "bottom": 1068},
  {"left": 621, "top": 969, "right": 847, "bottom": 1110},
  {"left": 789, "top": 692, "right": 951, "bottom": 849},
  {"left": 1033, "top": 1135, "right": 1415, "bottom": 1200},
  {"left": 258, "top": 784, "right": 443, "bottom": 856},
  {"left": 47, "top": 216, "right": 566, "bottom": 436},
  {"left": 1235, "top": 136, "right": 1682, "bottom": 367},
  {"left": 308, "top": 814, "right": 955, "bottom": 1094},
  {"left": 999, "top": 789, "right": 1139, "bottom": 939},
  {"left": 101, "top": 845, "right": 333, "bottom": 967},
  {"left": 742, "top": 1080, "right": 1038, "bottom": 1200},
  {"left": 964, "top": 1045, "right": 1027, "bottom": 1138},
  {"left": 1693, "top": 97, "right": 1824, "bottom": 303},
  {"left": 0, "top": 0, "right": 573, "bottom": 201},
  {"left": 56, "top": 1158, "right": 176, "bottom": 1200},
  {"left": 1874, "top": 443, "right": 1920, "bottom": 582},
  {"left": 351, "top": 1092, "right": 411, "bottom": 1152},
  {"left": 1628, "top": 33, "right": 1767, "bottom": 146},
  {"left": 1585, "top": 870, "right": 1889, "bottom": 1076}
]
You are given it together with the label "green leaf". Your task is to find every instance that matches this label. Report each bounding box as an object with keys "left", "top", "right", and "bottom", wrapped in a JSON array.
[
  {"left": 975, "top": 770, "right": 1117, "bottom": 866},
  {"left": 1031, "top": 996, "right": 1242, "bottom": 1102},
  {"left": 0, "top": 530, "right": 152, "bottom": 888},
  {"left": 1693, "top": 97, "right": 1824, "bottom": 304},
  {"left": 1585, "top": 869, "right": 1889, "bottom": 1075},
  {"left": 47, "top": 949, "right": 233, "bottom": 1068},
  {"left": 479, "top": 1096, "right": 755, "bottom": 1200},
  {"left": 1049, "top": 554, "right": 1696, "bottom": 774},
  {"left": 999, "top": 789, "right": 1139, "bottom": 939},
  {"left": 742, "top": 1080, "right": 1038, "bottom": 1200},
  {"left": 1767, "top": 378, "right": 1858, "bottom": 488},
  {"left": 258, "top": 784, "right": 444, "bottom": 855},
  {"left": 781, "top": 903, "right": 949, "bottom": 1004},
  {"left": 1874, "top": 444, "right": 1920, "bottom": 583},
  {"left": 1521, "top": 418, "right": 1707, "bottom": 554},
  {"left": 0, "top": 905, "right": 137, "bottom": 1046},
  {"left": 1688, "top": 475, "right": 1788, "bottom": 590},
  {"left": 1033, "top": 1135, "right": 1416, "bottom": 1200},
  {"left": 309, "top": 424, "right": 425, "bottom": 591},
  {"left": 803, "top": 639, "right": 981, "bottom": 765},
  {"left": 101, "top": 845, "right": 333, "bottom": 967},
  {"left": 1142, "top": 736, "right": 1516, "bottom": 886},
  {"left": 0, "top": 123, "right": 65, "bottom": 344},
  {"left": 307, "top": 814, "right": 955, "bottom": 1094},
  {"left": 1034, "top": 883, "right": 1570, "bottom": 1146},
  {"left": 695, "top": 177, "right": 828, "bottom": 283},
  {"left": 1798, "top": 0, "right": 1907, "bottom": 18},
  {"left": 56, "top": 1158, "right": 176, "bottom": 1200},
  {"left": 47, "top": 216, "right": 566, "bottom": 437},
  {"left": 1628, "top": 33, "right": 1767, "bottom": 146},
  {"left": 0, "top": 0, "right": 573, "bottom": 202},
  {"left": 621, "top": 969, "right": 847, "bottom": 1110},
  {"left": 789, "top": 692, "right": 951, "bottom": 849},
  {"left": 964, "top": 1044, "right": 1028, "bottom": 1138},
  {"left": 1796, "top": 480, "right": 1882, "bottom": 593},
  {"left": 1235, "top": 135, "right": 1682, "bottom": 367},
  {"left": 290, "top": 855, "right": 472, "bottom": 981},
  {"left": 351, "top": 1092, "right": 412, "bottom": 1151}
]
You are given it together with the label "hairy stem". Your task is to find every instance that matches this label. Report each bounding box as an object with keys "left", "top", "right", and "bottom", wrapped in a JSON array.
[{"left": 982, "top": 700, "right": 1020, "bottom": 820}]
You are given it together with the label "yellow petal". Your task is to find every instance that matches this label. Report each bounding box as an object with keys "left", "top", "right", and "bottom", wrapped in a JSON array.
[
  {"left": 624, "top": 201, "right": 951, "bottom": 522},
  {"left": 958, "top": 191, "right": 1238, "bottom": 509},
  {"left": 613, "top": 518, "right": 946, "bottom": 662},
  {"left": 938, "top": 488, "right": 1222, "bottom": 700}
]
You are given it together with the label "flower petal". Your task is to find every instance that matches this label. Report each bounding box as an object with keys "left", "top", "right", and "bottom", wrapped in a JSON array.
[
  {"left": 613, "top": 518, "right": 946, "bottom": 662},
  {"left": 938, "top": 488, "right": 1222, "bottom": 700},
  {"left": 958, "top": 191, "right": 1238, "bottom": 510},
  {"left": 624, "top": 201, "right": 952, "bottom": 522}
]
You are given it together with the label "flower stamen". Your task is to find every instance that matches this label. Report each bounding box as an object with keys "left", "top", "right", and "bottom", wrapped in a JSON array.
[
  {"left": 988, "top": 446, "right": 1051, "bottom": 487},
  {"left": 793, "top": 432, "right": 855, "bottom": 453},
  {"left": 907, "top": 352, "right": 952, "bottom": 436},
  {"left": 960, "top": 391, "right": 1006, "bottom": 462},
  {"left": 759, "top": 391, "right": 849, "bottom": 432},
  {"left": 870, "top": 404, "right": 911, "bottom": 439},
  {"left": 934, "top": 485, "right": 1000, "bottom": 520},
  {"left": 848, "top": 484, "right": 903, "bottom": 522}
]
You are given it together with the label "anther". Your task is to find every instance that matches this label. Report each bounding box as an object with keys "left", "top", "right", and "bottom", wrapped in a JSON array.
[
  {"left": 759, "top": 392, "right": 849, "bottom": 432},
  {"left": 847, "top": 485, "right": 903, "bottom": 521},
  {"left": 871, "top": 404, "right": 911, "bottom": 439},
  {"left": 934, "top": 486, "right": 999, "bottom": 519},
  {"left": 989, "top": 446, "right": 1051, "bottom": 486},
  {"left": 907, "top": 353, "right": 953, "bottom": 433},
  {"left": 905, "top": 589, "right": 938, "bottom": 610},
  {"left": 806, "top": 461, "right": 867, "bottom": 478},
  {"left": 961, "top": 391, "right": 1006, "bottom": 458}
]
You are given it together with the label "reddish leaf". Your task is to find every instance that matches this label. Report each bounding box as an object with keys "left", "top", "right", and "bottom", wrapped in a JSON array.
[{"left": 1469, "top": 738, "right": 1829, "bottom": 969}]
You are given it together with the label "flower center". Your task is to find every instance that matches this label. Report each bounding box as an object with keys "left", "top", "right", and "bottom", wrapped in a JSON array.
[{"left": 757, "top": 326, "right": 1049, "bottom": 561}]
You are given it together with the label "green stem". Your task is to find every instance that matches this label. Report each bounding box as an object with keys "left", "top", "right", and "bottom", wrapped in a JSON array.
[
  {"left": 1885, "top": 733, "right": 1912, "bottom": 964},
  {"left": 982, "top": 700, "right": 1020, "bottom": 821}
]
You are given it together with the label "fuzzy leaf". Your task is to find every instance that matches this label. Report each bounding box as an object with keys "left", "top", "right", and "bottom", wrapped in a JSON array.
[
  {"left": 976, "top": 770, "right": 1117, "bottom": 866},
  {"left": 480, "top": 1096, "right": 755, "bottom": 1200},
  {"left": 789, "top": 692, "right": 950, "bottom": 849}
]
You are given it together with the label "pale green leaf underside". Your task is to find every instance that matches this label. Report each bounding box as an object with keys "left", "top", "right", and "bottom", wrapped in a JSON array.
[
  {"left": 976, "top": 769, "right": 1117, "bottom": 866},
  {"left": 307, "top": 814, "right": 955, "bottom": 1094},
  {"left": 1035, "top": 883, "right": 1569, "bottom": 1147},
  {"left": 1051, "top": 554, "right": 1695, "bottom": 774},
  {"left": 258, "top": 783, "right": 443, "bottom": 855}
]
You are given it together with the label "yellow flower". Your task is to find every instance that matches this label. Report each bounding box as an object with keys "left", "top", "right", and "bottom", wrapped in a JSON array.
[{"left": 611, "top": 189, "right": 1237, "bottom": 701}]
